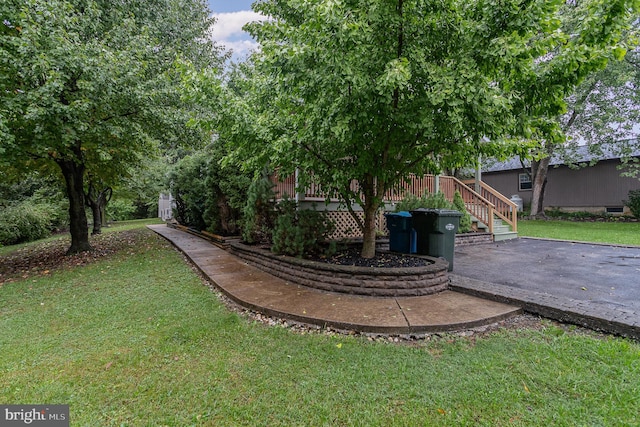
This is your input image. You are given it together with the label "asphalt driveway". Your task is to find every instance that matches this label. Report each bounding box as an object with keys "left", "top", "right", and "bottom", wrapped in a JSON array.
[{"left": 453, "top": 238, "right": 640, "bottom": 319}]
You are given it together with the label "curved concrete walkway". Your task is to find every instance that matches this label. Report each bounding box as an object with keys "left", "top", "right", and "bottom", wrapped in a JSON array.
[{"left": 148, "top": 225, "right": 520, "bottom": 334}]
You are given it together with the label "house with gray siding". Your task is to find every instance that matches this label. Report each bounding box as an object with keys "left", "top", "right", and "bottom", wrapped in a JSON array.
[{"left": 481, "top": 145, "right": 640, "bottom": 215}]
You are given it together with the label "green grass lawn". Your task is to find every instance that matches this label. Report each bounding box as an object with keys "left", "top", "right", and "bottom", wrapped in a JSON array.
[
  {"left": 518, "top": 219, "right": 640, "bottom": 246},
  {"left": 2, "top": 224, "right": 640, "bottom": 425}
]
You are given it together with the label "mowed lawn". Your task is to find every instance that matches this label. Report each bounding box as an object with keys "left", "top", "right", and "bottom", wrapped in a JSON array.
[
  {"left": 1, "top": 224, "right": 640, "bottom": 425},
  {"left": 518, "top": 219, "right": 640, "bottom": 246}
]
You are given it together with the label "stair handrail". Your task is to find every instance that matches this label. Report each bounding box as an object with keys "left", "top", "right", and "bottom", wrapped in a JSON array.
[
  {"left": 272, "top": 171, "right": 514, "bottom": 234},
  {"left": 462, "top": 179, "right": 518, "bottom": 233},
  {"left": 440, "top": 176, "right": 496, "bottom": 234}
]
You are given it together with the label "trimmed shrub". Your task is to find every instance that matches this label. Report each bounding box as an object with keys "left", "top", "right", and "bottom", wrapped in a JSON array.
[
  {"left": 395, "top": 191, "right": 472, "bottom": 233},
  {"left": 242, "top": 176, "right": 277, "bottom": 244},
  {"left": 452, "top": 190, "right": 472, "bottom": 233},
  {"left": 272, "top": 197, "right": 336, "bottom": 258},
  {"left": 395, "top": 192, "right": 453, "bottom": 212}
]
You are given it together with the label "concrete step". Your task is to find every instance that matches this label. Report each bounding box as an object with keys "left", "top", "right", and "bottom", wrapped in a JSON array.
[
  {"left": 493, "top": 224, "right": 511, "bottom": 234},
  {"left": 470, "top": 215, "right": 489, "bottom": 232},
  {"left": 473, "top": 221, "right": 489, "bottom": 232},
  {"left": 472, "top": 215, "right": 518, "bottom": 241},
  {"left": 491, "top": 219, "right": 518, "bottom": 241},
  {"left": 493, "top": 231, "right": 519, "bottom": 241}
]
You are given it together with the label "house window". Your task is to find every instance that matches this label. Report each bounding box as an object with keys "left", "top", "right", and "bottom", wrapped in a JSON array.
[{"left": 518, "top": 173, "right": 532, "bottom": 191}]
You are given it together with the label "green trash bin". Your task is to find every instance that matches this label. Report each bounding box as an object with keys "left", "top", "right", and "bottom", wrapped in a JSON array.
[{"left": 410, "top": 208, "right": 462, "bottom": 271}]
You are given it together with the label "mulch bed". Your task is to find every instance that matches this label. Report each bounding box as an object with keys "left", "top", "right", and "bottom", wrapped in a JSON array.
[{"left": 307, "top": 246, "right": 431, "bottom": 268}]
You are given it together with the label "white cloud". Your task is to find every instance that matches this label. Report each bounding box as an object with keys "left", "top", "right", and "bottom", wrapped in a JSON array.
[
  {"left": 223, "top": 39, "right": 260, "bottom": 59},
  {"left": 211, "top": 11, "right": 263, "bottom": 58}
]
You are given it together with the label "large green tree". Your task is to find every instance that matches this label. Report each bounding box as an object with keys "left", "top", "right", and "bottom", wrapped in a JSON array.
[
  {"left": 527, "top": 3, "right": 639, "bottom": 217},
  {"left": 0, "top": 0, "right": 221, "bottom": 253},
  {"left": 236, "top": 0, "right": 637, "bottom": 258}
]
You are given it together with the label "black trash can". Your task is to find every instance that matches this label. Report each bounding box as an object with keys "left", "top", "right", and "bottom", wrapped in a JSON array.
[
  {"left": 384, "top": 211, "right": 416, "bottom": 253},
  {"left": 411, "top": 208, "right": 462, "bottom": 271}
]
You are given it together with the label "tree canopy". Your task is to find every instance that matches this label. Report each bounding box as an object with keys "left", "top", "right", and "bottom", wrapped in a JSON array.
[
  {"left": 0, "top": 0, "right": 222, "bottom": 253},
  {"left": 224, "top": 0, "right": 639, "bottom": 257},
  {"left": 525, "top": 2, "right": 640, "bottom": 216}
]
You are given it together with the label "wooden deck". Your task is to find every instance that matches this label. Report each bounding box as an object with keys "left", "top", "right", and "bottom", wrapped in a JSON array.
[{"left": 273, "top": 173, "right": 518, "bottom": 239}]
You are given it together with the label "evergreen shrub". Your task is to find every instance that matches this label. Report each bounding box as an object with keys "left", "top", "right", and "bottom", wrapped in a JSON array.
[
  {"left": 242, "top": 176, "right": 277, "bottom": 244},
  {"left": 452, "top": 191, "right": 472, "bottom": 233},
  {"left": 271, "top": 197, "right": 336, "bottom": 258},
  {"left": 107, "top": 199, "right": 137, "bottom": 221}
]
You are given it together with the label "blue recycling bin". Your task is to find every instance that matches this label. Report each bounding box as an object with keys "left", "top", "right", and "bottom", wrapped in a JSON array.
[{"left": 384, "top": 211, "right": 417, "bottom": 254}]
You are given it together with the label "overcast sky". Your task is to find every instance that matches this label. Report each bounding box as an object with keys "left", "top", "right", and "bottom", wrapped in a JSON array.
[{"left": 208, "top": 0, "right": 262, "bottom": 61}]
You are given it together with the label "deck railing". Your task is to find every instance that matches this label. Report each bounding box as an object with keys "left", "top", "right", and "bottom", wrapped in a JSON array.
[
  {"left": 384, "top": 175, "right": 435, "bottom": 202},
  {"left": 462, "top": 179, "right": 518, "bottom": 233},
  {"left": 440, "top": 176, "right": 497, "bottom": 234},
  {"left": 273, "top": 173, "right": 358, "bottom": 201},
  {"left": 273, "top": 174, "right": 296, "bottom": 199},
  {"left": 272, "top": 173, "right": 517, "bottom": 234}
]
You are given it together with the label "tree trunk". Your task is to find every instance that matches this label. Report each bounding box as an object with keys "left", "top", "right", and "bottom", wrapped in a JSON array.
[
  {"left": 360, "top": 173, "right": 384, "bottom": 259},
  {"left": 100, "top": 200, "right": 108, "bottom": 229},
  {"left": 361, "top": 201, "right": 378, "bottom": 259},
  {"left": 90, "top": 203, "right": 102, "bottom": 235},
  {"left": 58, "top": 159, "right": 92, "bottom": 254},
  {"left": 530, "top": 157, "right": 550, "bottom": 218},
  {"left": 85, "top": 184, "right": 112, "bottom": 235},
  {"left": 96, "top": 187, "right": 112, "bottom": 233}
]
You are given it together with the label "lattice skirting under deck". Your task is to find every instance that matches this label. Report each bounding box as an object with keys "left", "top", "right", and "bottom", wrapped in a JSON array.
[{"left": 325, "top": 211, "right": 389, "bottom": 240}]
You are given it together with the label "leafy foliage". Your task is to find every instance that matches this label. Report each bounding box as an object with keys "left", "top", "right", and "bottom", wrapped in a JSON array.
[
  {"left": 168, "top": 146, "right": 252, "bottom": 235},
  {"left": 106, "top": 199, "right": 137, "bottom": 222},
  {"left": 525, "top": 4, "right": 639, "bottom": 215},
  {"left": 272, "top": 197, "right": 336, "bottom": 258},
  {"left": 116, "top": 157, "right": 172, "bottom": 220},
  {"left": 624, "top": 189, "right": 640, "bottom": 219},
  {"left": 222, "top": 0, "right": 638, "bottom": 257},
  {"left": 169, "top": 153, "right": 209, "bottom": 230},
  {"left": 0, "top": 175, "right": 68, "bottom": 245},
  {"left": 0, "top": 0, "right": 223, "bottom": 253},
  {"left": 0, "top": 200, "right": 65, "bottom": 246},
  {"left": 395, "top": 192, "right": 454, "bottom": 212}
]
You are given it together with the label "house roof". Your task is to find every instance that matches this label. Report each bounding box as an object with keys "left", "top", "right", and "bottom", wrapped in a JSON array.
[{"left": 482, "top": 140, "right": 640, "bottom": 173}]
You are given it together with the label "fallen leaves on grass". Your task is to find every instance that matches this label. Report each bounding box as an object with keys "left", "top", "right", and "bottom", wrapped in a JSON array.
[{"left": 0, "top": 229, "right": 150, "bottom": 286}]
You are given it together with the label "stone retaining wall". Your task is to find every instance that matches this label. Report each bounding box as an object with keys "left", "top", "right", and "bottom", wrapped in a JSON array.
[
  {"left": 455, "top": 232, "right": 493, "bottom": 247},
  {"left": 229, "top": 242, "right": 449, "bottom": 297}
]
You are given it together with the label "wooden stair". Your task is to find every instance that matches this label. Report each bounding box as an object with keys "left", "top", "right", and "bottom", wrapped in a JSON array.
[
  {"left": 470, "top": 210, "right": 518, "bottom": 242},
  {"left": 273, "top": 172, "right": 518, "bottom": 242}
]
